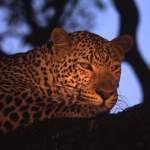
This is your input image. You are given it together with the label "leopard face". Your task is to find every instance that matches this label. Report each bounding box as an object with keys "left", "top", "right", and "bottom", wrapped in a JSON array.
[{"left": 50, "top": 29, "right": 133, "bottom": 110}]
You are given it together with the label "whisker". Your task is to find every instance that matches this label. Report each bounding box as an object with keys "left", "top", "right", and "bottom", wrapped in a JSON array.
[{"left": 111, "top": 92, "right": 129, "bottom": 114}]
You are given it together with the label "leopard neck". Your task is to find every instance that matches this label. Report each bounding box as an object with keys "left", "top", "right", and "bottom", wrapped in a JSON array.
[{"left": 25, "top": 43, "right": 54, "bottom": 96}]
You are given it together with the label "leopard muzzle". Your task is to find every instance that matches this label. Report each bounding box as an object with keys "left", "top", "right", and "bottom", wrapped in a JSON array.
[{"left": 96, "top": 72, "right": 118, "bottom": 101}]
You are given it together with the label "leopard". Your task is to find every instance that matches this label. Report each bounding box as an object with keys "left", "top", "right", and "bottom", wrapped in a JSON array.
[{"left": 0, "top": 28, "right": 133, "bottom": 133}]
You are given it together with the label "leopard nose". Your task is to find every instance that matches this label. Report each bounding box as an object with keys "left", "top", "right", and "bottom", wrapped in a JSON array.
[{"left": 98, "top": 72, "right": 117, "bottom": 99}]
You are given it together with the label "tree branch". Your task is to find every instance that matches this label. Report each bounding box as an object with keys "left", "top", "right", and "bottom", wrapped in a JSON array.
[
  {"left": 1, "top": 102, "right": 150, "bottom": 150},
  {"left": 24, "top": 0, "right": 68, "bottom": 46},
  {"left": 112, "top": 0, "right": 150, "bottom": 102}
]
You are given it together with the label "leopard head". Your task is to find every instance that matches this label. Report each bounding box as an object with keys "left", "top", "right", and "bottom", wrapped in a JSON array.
[{"left": 50, "top": 28, "right": 133, "bottom": 112}]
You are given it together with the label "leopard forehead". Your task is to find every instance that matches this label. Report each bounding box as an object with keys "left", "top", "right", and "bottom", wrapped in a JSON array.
[
  {"left": 52, "top": 30, "right": 123, "bottom": 64},
  {"left": 70, "top": 31, "right": 107, "bottom": 57},
  {"left": 52, "top": 30, "right": 120, "bottom": 72},
  {"left": 69, "top": 31, "right": 108, "bottom": 47}
]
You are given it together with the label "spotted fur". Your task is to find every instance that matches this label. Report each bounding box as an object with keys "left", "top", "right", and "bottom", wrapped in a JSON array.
[{"left": 0, "top": 28, "right": 133, "bottom": 133}]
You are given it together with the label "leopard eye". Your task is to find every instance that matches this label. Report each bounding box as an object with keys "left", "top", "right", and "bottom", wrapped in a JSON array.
[{"left": 79, "top": 62, "right": 93, "bottom": 71}]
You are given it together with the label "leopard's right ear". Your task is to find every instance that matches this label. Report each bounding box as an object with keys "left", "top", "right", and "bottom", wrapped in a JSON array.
[
  {"left": 51, "top": 28, "right": 71, "bottom": 54},
  {"left": 111, "top": 34, "right": 133, "bottom": 54}
]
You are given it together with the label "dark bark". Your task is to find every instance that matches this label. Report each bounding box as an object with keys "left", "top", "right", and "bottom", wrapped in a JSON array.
[
  {"left": 1, "top": 102, "right": 150, "bottom": 150},
  {"left": 113, "top": 0, "right": 150, "bottom": 102}
]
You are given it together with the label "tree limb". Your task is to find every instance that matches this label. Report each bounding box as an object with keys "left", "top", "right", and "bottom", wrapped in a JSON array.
[
  {"left": 1, "top": 102, "right": 150, "bottom": 150},
  {"left": 112, "top": 0, "right": 150, "bottom": 102}
]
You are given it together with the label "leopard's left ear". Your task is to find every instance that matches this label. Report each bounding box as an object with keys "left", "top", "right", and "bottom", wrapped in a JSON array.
[
  {"left": 111, "top": 34, "right": 133, "bottom": 59},
  {"left": 51, "top": 28, "right": 71, "bottom": 54}
]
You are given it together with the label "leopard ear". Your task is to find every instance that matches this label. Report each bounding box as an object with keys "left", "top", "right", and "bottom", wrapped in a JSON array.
[
  {"left": 111, "top": 34, "right": 133, "bottom": 59},
  {"left": 51, "top": 28, "right": 71, "bottom": 54}
]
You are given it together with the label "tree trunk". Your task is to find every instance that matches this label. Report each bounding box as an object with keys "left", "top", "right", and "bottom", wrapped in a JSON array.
[{"left": 113, "top": 0, "right": 150, "bottom": 102}]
